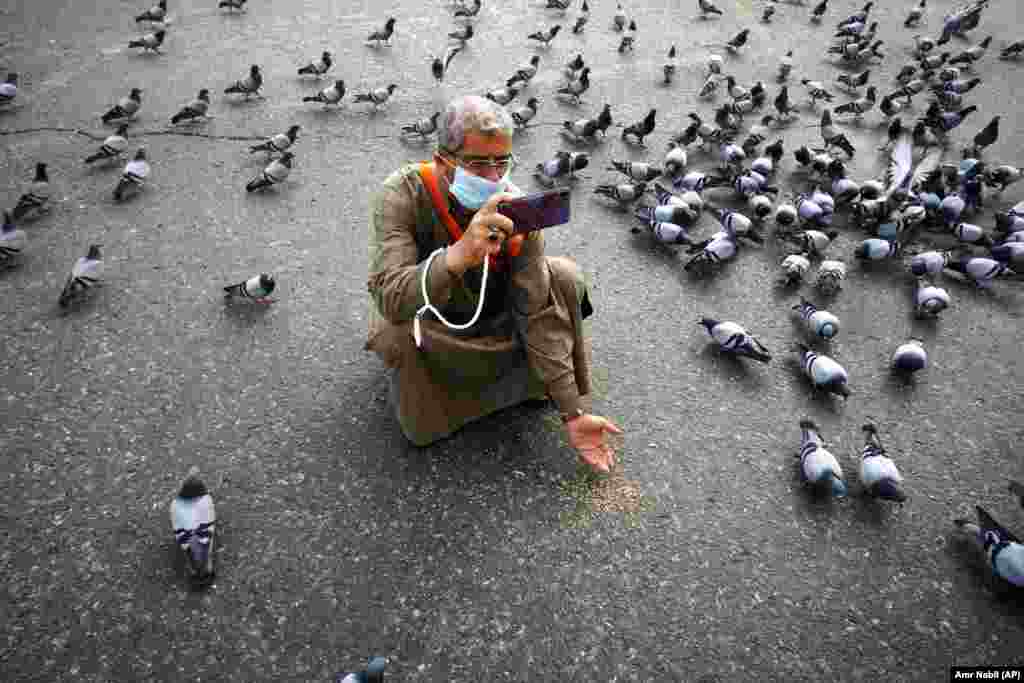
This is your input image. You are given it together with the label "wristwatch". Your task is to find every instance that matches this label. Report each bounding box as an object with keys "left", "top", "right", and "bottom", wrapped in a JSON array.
[{"left": 561, "top": 408, "right": 584, "bottom": 424}]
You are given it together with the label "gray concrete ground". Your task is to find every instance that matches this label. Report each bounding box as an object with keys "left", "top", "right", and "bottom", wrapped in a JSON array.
[{"left": 2, "top": 0, "right": 1023, "bottom": 680}]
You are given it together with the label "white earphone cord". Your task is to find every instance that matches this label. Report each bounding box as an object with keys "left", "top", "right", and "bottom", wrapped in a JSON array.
[{"left": 413, "top": 247, "right": 491, "bottom": 349}]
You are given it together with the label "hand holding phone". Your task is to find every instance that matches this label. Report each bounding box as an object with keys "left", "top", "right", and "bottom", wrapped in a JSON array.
[{"left": 497, "top": 188, "right": 572, "bottom": 235}]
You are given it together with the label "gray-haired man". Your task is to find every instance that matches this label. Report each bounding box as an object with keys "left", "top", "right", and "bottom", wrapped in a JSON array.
[{"left": 365, "top": 95, "right": 622, "bottom": 472}]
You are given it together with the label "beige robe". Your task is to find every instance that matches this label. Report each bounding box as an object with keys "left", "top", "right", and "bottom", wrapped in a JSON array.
[{"left": 365, "top": 162, "right": 592, "bottom": 446}]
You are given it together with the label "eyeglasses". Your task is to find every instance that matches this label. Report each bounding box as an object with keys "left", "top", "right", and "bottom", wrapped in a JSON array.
[{"left": 442, "top": 151, "right": 517, "bottom": 176}]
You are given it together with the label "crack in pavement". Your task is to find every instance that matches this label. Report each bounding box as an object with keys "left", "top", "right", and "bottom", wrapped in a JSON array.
[{"left": 0, "top": 120, "right": 820, "bottom": 145}]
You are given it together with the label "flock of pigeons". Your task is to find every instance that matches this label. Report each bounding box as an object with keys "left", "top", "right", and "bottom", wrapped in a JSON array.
[{"left": 2, "top": 0, "right": 1023, "bottom": 659}]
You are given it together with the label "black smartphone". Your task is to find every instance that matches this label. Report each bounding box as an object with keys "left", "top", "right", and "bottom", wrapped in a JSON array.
[{"left": 498, "top": 188, "right": 572, "bottom": 235}]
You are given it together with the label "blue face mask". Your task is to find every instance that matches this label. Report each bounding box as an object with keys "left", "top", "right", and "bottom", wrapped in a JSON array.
[{"left": 449, "top": 165, "right": 509, "bottom": 210}]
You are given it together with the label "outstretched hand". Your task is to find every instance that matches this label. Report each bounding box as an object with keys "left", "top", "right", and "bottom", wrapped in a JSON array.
[{"left": 566, "top": 413, "right": 624, "bottom": 474}]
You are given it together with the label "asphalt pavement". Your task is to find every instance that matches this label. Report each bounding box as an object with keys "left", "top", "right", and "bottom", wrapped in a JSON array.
[{"left": 2, "top": 0, "right": 1024, "bottom": 681}]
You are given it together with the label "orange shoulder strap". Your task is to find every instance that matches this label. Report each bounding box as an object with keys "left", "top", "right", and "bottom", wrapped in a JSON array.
[{"left": 417, "top": 162, "right": 523, "bottom": 264}]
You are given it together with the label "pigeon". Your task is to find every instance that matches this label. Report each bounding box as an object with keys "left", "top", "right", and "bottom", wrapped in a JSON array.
[
  {"left": 572, "top": 1, "right": 589, "bottom": 33},
  {"left": 83, "top": 124, "right": 128, "bottom": 164},
  {"left": 246, "top": 152, "right": 293, "bottom": 192},
  {"left": 834, "top": 86, "right": 876, "bottom": 117},
  {"left": 983, "top": 165, "right": 1022, "bottom": 194},
  {"left": 698, "top": 0, "right": 723, "bottom": 18},
  {"left": 1000, "top": 40, "right": 1024, "bottom": 60},
  {"left": 354, "top": 84, "right": 398, "bottom": 108},
  {"left": 949, "top": 36, "right": 992, "bottom": 67},
  {"left": 622, "top": 109, "right": 656, "bottom": 146},
  {"left": 561, "top": 53, "right": 585, "bottom": 82},
  {"left": 454, "top": 0, "right": 482, "bottom": 18},
  {"left": 169, "top": 467, "right": 216, "bottom": 584},
  {"left": 562, "top": 103, "right": 611, "bottom": 141},
  {"left": 698, "top": 74, "right": 720, "bottom": 99},
  {"left": 135, "top": 0, "right": 167, "bottom": 23},
  {"left": 11, "top": 162, "right": 51, "bottom": 221},
  {"left": 401, "top": 111, "right": 440, "bottom": 138},
  {"left": 940, "top": 2, "right": 987, "bottom": 43},
  {"left": 819, "top": 109, "right": 856, "bottom": 158},
  {"left": 594, "top": 181, "right": 647, "bottom": 205},
  {"left": 880, "top": 95, "right": 905, "bottom": 120},
  {"left": 618, "top": 20, "right": 636, "bottom": 53},
  {"left": 555, "top": 67, "right": 589, "bottom": 103},
  {"left": 926, "top": 105, "right": 978, "bottom": 135},
  {"left": 774, "top": 202, "right": 799, "bottom": 231},
  {"left": 953, "top": 505, "right": 1024, "bottom": 588},
  {"left": 802, "top": 79, "right": 834, "bottom": 107},
  {"left": 793, "top": 296, "right": 840, "bottom": 340},
  {"left": 0, "top": 211, "right": 26, "bottom": 265},
  {"left": 484, "top": 81, "right": 523, "bottom": 106},
  {"left": 811, "top": 0, "right": 829, "bottom": 22},
  {"left": 663, "top": 142, "right": 688, "bottom": 178},
  {"left": 250, "top": 125, "right": 300, "bottom": 156},
  {"left": 990, "top": 242, "right": 1024, "bottom": 269},
  {"left": 895, "top": 65, "right": 918, "bottom": 85},
  {"left": 368, "top": 17, "right": 397, "bottom": 46},
  {"left": 699, "top": 317, "right": 772, "bottom": 362},
  {"left": 796, "top": 344, "right": 850, "bottom": 398},
  {"left": 910, "top": 250, "right": 951, "bottom": 277},
  {"left": 777, "top": 51, "right": 794, "bottom": 83},
  {"left": 854, "top": 237, "right": 900, "bottom": 261},
  {"left": 508, "top": 55, "right": 541, "bottom": 88},
  {"left": 545, "top": 0, "right": 571, "bottom": 12},
  {"left": 904, "top": 0, "right": 926, "bottom": 28},
  {"left": 918, "top": 51, "right": 952, "bottom": 74},
  {"left": 58, "top": 245, "right": 103, "bottom": 307},
  {"left": 724, "top": 76, "right": 749, "bottom": 102},
  {"left": 773, "top": 86, "right": 798, "bottom": 120},
  {"left": 725, "top": 29, "right": 749, "bottom": 53},
  {"left": 245, "top": 149, "right": 294, "bottom": 192},
  {"left": 663, "top": 46, "right": 677, "bottom": 85},
  {"left": 1009, "top": 481, "right": 1024, "bottom": 508},
  {"left": 224, "top": 273, "right": 276, "bottom": 303},
  {"left": 612, "top": 3, "right": 626, "bottom": 31},
  {"left": 128, "top": 29, "right": 166, "bottom": 52},
  {"left": 706, "top": 54, "right": 724, "bottom": 76},
  {"left": 608, "top": 159, "right": 661, "bottom": 182},
  {"left": 101, "top": 87, "right": 142, "bottom": 123},
  {"left": 836, "top": 70, "right": 871, "bottom": 92},
  {"left": 170, "top": 89, "right": 210, "bottom": 124},
  {"left": 750, "top": 139, "right": 783, "bottom": 177},
  {"left": 815, "top": 259, "right": 846, "bottom": 294},
  {"left": 0, "top": 73, "right": 17, "bottom": 107},
  {"left": 779, "top": 252, "right": 811, "bottom": 286},
  {"left": 632, "top": 205, "right": 693, "bottom": 244},
  {"left": 302, "top": 80, "right": 345, "bottom": 107},
  {"left": 859, "top": 423, "right": 907, "bottom": 502},
  {"left": 762, "top": 5, "right": 775, "bottom": 22},
  {"left": 835, "top": 19, "right": 875, "bottom": 39},
  {"left": 838, "top": 1, "right": 873, "bottom": 29},
  {"left": 684, "top": 221, "right": 762, "bottom": 273},
  {"left": 336, "top": 657, "right": 387, "bottom": 683},
  {"left": 951, "top": 221, "right": 992, "bottom": 247},
  {"left": 968, "top": 115, "right": 999, "bottom": 156},
  {"left": 527, "top": 24, "right": 561, "bottom": 47},
  {"left": 217, "top": 0, "right": 246, "bottom": 10},
  {"left": 298, "top": 51, "right": 333, "bottom": 77},
  {"left": 945, "top": 255, "right": 1012, "bottom": 289},
  {"left": 113, "top": 148, "right": 150, "bottom": 202},
  {"left": 509, "top": 98, "right": 539, "bottom": 129},
  {"left": 224, "top": 65, "right": 262, "bottom": 99},
  {"left": 535, "top": 151, "right": 589, "bottom": 186},
  {"left": 892, "top": 338, "right": 928, "bottom": 373},
  {"left": 797, "top": 419, "right": 848, "bottom": 497}
]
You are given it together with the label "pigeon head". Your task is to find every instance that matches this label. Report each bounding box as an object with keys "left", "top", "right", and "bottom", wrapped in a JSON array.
[
  {"left": 130, "top": 87, "right": 142, "bottom": 99},
  {"left": 3, "top": 210, "right": 13, "bottom": 228},
  {"left": 865, "top": 86, "right": 877, "bottom": 100},
  {"left": 387, "top": 84, "right": 398, "bottom": 94},
  {"left": 258, "top": 274, "right": 275, "bottom": 292},
  {"left": 750, "top": 195, "right": 773, "bottom": 219},
  {"left": 198, "top": 88, "right": 210, "bottom": 100},
  {"left": 793, "top": 146, "right": 812, "bottom": 166},
  {"left": 154, "top": 29, "right": 166, "bottom": 40},
  {"left": 827, "top": 379, "right": 851, "bottom": 398},
  {"left": 828, "top": 473, "right": 849, "bottom": 498},
  {"left": 250, "top": 64, "right": 260, "bottom": 75},
  {"left": 86, "top": 244, "right": 102, "bottom": 260},
  {"left": 530, "top": 55, "right": 540, "bottom": 67},
  {"left": 699, "top": 317, "right": 719, "bottom": 333},
  {"left": 385, "top": 17, "right": 396, "bottom": 29},
  {"left": 526, "top": 97, "right": 539, "bottom": 109},
  {"left": 775, "top": 203, "right": 797, "bottom": 225},
  {"left": 571, "top": 153, "right": 589, "bottom": 171},
  {"left": 979, "top": 36, "right": 992, "bottom": 49},
  {"left": 4, "top": 73, "right": 16, "bottom": 84},
  {"left": 133, "top": 148, "right": 146, "bottom": 161},
  {"left": 960, "top": 105, "right": 978, "bottom": 119},
  {"left": 552, "top": 24, "right": 563, "bottom": 35},
  {"left": 279, "top": 152, "right": 295, "bottom": 165},
  {"left": 322, "top": 50, "right": 332, "bottom": 60}
]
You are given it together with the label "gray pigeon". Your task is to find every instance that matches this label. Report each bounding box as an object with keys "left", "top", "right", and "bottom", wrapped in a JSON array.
[
  {"left": 170, "top": 467, "right": 216, "bottom": 584},
  {"left": 59, "top": 245, "right": 103, "bottom": 307}
]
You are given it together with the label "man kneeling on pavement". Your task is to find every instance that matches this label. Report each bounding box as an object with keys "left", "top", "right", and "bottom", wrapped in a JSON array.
[{"left": 365, "top": 95, "right": 622, "bottom": 473}]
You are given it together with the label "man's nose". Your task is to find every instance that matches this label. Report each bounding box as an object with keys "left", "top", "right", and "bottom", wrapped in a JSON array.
[{"left": 478, "top": 166, "right": 503, "bottom": 182}]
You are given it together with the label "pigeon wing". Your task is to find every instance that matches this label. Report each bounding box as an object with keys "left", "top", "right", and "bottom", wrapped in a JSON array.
[
  {"left": 910, "top": 147, "right": 944, "bottom": 193},
  {"left": 886, "top": 135, "right": 912, "bottom": 193}
]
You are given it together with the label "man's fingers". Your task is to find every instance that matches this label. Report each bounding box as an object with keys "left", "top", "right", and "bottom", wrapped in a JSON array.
[
  {"left": 480, "top": 191, "right": 518, "bottom": 214},
  {"left": 603, "top": 420, "right": 624, "bottom": 435}
]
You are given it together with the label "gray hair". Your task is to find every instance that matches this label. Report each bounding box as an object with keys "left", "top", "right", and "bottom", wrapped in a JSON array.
[{"left": 437, "top": 95, "right": 515, "bottom": 154}]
